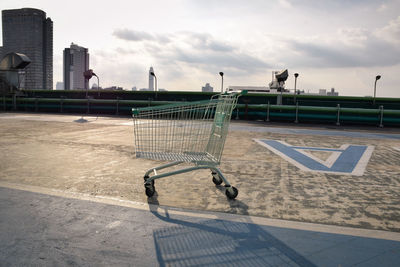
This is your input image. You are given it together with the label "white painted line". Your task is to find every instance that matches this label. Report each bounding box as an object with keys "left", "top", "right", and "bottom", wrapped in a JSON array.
[{"left": 1, "top": 181, "right": 399, "bottom": 242}]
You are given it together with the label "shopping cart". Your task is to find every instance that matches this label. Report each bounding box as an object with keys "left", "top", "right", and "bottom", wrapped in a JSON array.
[{"left": 132, "top": 91, "right": 245, "bottom": 199}]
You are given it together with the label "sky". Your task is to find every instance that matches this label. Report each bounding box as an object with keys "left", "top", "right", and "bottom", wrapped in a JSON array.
[{"left": 1, "top": 0, "right": 400, "bottom": 97}]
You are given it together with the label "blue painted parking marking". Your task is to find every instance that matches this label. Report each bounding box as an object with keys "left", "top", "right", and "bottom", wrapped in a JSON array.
[
  {"left": 255, "top": 139, "right": 374, "bottom": 176},
  {"left": 231, "top": 125, "right": 400, "bottom": 140}
]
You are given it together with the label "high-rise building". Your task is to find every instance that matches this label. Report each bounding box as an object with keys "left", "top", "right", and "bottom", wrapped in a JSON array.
[
  {"left": 55, "top": 82, "right": 63, "bottom": 90},
  {"left": 63, "top": 43, "right": 89, "bottom": 90},
  {"left": 1, "top": 8, "right": 53, "bottom": 90},
  {"left": 202, "top": 83, "right": 213, "bottom": 92},
  {"left": 148, "top": 67, "right": 154, "bottom": 91}
]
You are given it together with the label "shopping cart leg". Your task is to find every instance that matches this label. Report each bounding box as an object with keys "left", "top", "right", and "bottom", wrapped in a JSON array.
[
  {"left": 144, "top": 161, "right": 184, "bottom": 198},
  {"left": 210, "top": 168, "right": 230, "bottom": 186},
  {"left": 142, "top": 164, "right": 238, "bottom": 199},
  {"left": 144, "top": 161, "right": 184, "bottom": 179},
  {"left": 210, "top": 167, "right": 238, "bottom": 199}
]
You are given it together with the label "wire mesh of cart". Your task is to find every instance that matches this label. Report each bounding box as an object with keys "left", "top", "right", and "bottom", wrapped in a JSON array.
[{"left": 132, "top": 91, "right": 245, "bottom": 199}]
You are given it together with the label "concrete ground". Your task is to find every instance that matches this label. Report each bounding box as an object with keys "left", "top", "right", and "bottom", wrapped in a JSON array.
[
  {"left": 0, "top": 112, "right": 400, "bottom": 265},
  {"left": 1, "top": 185, "right": 399, "bottom": 267}
]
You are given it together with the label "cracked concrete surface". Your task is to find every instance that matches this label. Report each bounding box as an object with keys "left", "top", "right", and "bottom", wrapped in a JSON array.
[{"left": 0, "top": 113, "right": 399, "bottom": 232}]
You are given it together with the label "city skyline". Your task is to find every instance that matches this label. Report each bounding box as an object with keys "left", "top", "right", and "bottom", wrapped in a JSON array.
[{"left": 0, "top": 1, "right": 399, "bottom": 97}]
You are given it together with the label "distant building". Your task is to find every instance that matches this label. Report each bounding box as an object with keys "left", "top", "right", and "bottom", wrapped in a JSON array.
[
  {"left": 228, "top": 86, "right": 280, "bottom": 93},
  {"left": 0, "top": 46, "right": 3, "bottom": 59},
  {"left": 103, "top": 86, "right": 123, "bottom": 90},
  {"left": 317, "top": 88, "right": 339, "bottom": 96},
  {"left": 148, "top": 67, "right": 154, "bottom": 91},
  {"left": 2, "top": 8, "right": 53, "bottom": 90},
  {"left": 202, "top": 83, "right": 213, "bottom": 92},
  {"left": 327, "top": 88, "right": 339, "bottom": 96},
  {"left": 63, "top": 43, "right": 89, "bottom": 90},
  {"left": 132, "top": 86, "right": 137, "bottom": 91},
  {"left": 55, "top": 82, "right": 63, "bottom": 90}
]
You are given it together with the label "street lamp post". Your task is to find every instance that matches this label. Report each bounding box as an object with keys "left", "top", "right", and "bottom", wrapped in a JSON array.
[
  {"left": 150, "top": 71, "right": 157, "bottom": 98},
  {"left": 93, "top": 72, "right": 99, "bottom": 97},
  {"left": 83, "top": 69, "right": 99, "bottom": 98},
  {"left": 219, "top": 72, "right": 224, "bottom": 93},
  {"left": 373, "top": 75, "right": 381, "bottom": 105},
  {"left": 294, "top": 73, "right": 299, "bottom": 103}
]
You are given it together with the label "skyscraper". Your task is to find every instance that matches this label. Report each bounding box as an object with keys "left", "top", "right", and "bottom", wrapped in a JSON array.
[
  {"left": 63, "top": 43, "right": 89, "bottom": 90},
  {"left": 202, "top": 83, "right": 213, "bottom": 92},
  {"left": 1, "top": 8, "right": 53, "bottom": 90},
  {"left": 148, "top": 67, "right": 154, "bottom": 91}
]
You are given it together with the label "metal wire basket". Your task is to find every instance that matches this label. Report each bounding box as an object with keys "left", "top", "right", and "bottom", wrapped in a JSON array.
[{"left": 132, "top": 91, "right": 244, "bottom": 199}]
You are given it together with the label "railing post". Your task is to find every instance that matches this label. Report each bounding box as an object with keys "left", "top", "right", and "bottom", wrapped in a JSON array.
[
  {"left": 379, "top": 105, "right": 384, "bottom": 128},
  {"left": 60, "top": 97, "right": 64, "bottom": 113},
  {"left": 86, "top": 98, "right": 90, "bottom": 114},
  {"left": 235, "top": 108, "right": 239, "bottom": 120},
  {"left": 294, "top": 102, "right": 299, "bottom": 123},
  {"left": 35, "top": 98, "right": 38, "bottom": 112},
  {"left": 12, "top": 94, "right": 17, "bottom": 111},
  {"left": 116, "top": 97, "right": 120, "bottom": 115},
  {"left": 266, "top": 101, "right": 270, "bottom": 122},
  {"left": 2, "top": 96, "right": 5, "bottom": 111},
  {"left": 336, "top": 104, "right": 340, "bottom": 126}
]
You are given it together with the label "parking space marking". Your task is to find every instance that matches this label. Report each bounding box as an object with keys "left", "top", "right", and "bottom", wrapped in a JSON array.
[{"left": 255, "top": 139, "right": 374, "bottom": 176}]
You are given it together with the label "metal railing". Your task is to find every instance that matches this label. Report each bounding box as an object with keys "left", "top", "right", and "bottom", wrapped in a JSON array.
[{"left": 2, "top": 96, "right": 400, "bottom": 127}]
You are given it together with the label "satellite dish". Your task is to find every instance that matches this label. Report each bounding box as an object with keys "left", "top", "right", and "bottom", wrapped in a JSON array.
[
  {"left": 0, "top": 53, "right": 31, "bottom": 70},
  {"left": 275, "top": 69, "right": 288, "bottom": 83},
  {"left": 0, "top": 53, "right": 31, "bottom": 93}
]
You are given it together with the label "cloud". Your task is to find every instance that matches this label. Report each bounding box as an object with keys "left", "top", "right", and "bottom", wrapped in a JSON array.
[
  {"left": 375, "top": 16, "right": 400, "bottom": 44},
  {"left": 275, "top": 20, "right": 400, "bottom": 69},
  {"left": 278, "top": 0, "right": 292, "bottom": 8},
  {"left": 183, "top": 32, "right": 234, "bottom": 52},
  {"left": 377, "top": 3, "right": 388, "bottom": 12},
  {"left": 113, "top": 29, "right": 154, "bottom": 41},
  {"left": 112, "top": 30, "right": 270, "bottom": 75},
  {"left": 283, "top": 39, "right": 399, "bottom": 68}
]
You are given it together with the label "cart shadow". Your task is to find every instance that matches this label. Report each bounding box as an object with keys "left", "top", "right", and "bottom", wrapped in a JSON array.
[{"left": 147, "top": 196, "right": 316, "bottom": 267}]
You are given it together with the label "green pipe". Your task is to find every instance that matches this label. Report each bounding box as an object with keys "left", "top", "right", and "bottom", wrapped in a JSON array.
[{"left": 5, "top": 97, "right": 400, "bottom": 126}]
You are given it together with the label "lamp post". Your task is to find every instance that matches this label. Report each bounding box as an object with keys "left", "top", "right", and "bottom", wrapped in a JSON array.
[
  {"left": 92, "top": 72, "right": 100, "bottom": 97},
  {"left": 150, "top": 71, "right": 157, "bottom": 98},
  {"left": 219, "top": 72, "right": 224, "bottom": 93},
  {"left": 294, "top": 73, "right": 299, "bottom": 103},
  {"left": 83, "top": 69, "right": 99, "bottom": 98},
  {"left": 373, "top": 75, "right": 381, "bottom": 105}
]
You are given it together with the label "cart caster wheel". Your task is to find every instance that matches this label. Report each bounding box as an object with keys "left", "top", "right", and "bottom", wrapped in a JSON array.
[
  {"left": 145, "top": 183, "right": 155, "bottom": 197},
  {"left": 225, "top": 186, "right": 238, "bottom": 199},
  {"left": 144, "top": 175, "right": 154, "bottom": 186},
  {"left": 212, "top": 176, "right": 223, "bottom": 185},
  {"left": 211, "top": 172, "right": 223, "bottom": 185}
]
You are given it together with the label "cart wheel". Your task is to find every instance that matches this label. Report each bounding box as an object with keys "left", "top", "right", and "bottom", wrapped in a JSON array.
[
  {"left": 144, "top": 175, "right": 154, "bottom": 186},
  {"left": 225, "top": 186, "right": 238, "bottom": 199},
  {"left": 212, "top": 176, "right": 223, "bottom": 185},
  {"left": 145, "top": 183, "right": 155, "bottom": 197},
  {"left": 211, "top": 172, "right": 223, "bottom": 185}
]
